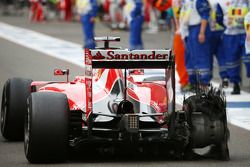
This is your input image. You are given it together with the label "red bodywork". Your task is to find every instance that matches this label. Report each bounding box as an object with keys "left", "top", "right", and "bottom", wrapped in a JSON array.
[
  {"left": 31, "top": 69, "right": 169, "bottom": 124},
  {"left": 31, "top": 48, "right": 173, "bottom": 129}
]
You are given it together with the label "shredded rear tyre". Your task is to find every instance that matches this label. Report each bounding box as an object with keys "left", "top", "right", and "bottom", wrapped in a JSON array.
[{"left": 183, "top": 87, "right": 230, "bottom": 160}]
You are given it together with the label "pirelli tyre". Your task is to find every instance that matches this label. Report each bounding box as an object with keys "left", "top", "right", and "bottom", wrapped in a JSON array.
[
  {"left": 25, "top": 92, "right": 69, "bottom": 163},
  {"left": 1, "top": 78, "right": 32, "bottom": 141},
  {"left": 183, "top": 92, "right": 230, "bottom": 161}
]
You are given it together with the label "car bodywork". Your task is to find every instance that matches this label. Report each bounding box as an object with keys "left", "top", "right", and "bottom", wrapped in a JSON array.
[
  {"left": 31, "top": 47, "right": 175, "bottom": 146},
  {"left": 1, "top": 37, "right": 229, "bottom": 162}
]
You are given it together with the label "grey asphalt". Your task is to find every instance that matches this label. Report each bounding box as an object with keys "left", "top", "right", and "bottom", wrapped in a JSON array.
[{"left": 1, "top": 12, "right": 250, "bottom": 167}]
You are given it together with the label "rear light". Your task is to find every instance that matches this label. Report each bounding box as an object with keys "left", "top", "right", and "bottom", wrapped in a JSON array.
[
  {"left": 120, "top": 114, "right": 139, "bottom": 133},
  {"left": 128, "top": 114, "right": 139, "bottom": 130}
]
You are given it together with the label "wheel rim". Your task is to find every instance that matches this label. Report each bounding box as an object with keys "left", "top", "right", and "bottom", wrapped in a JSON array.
[
  {"left": 24, "top": 104, "right": 30, "bottom": 156},
  {"left": 1, "top": 86, "right": 8, "bottom": 133}
]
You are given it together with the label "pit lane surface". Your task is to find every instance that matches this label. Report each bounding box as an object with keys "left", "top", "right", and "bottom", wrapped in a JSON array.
[{"left": 1, "top": 14, "right": 250, "bottom": 167}]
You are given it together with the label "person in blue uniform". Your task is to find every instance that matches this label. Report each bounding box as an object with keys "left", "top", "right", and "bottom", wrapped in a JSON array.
[
  {"left": 244, "top": 11, "right": 250, "bottom": 78},
  {"left": 180, "top": 0, "right": 212, "bottom": 87},
  {"left": 208, "top": 0, "right": 229, "bottom": 87},
  {"left": 125, "top": 0, "right": 144, "bottom": 50},
  {"left": 76, "top": 0, "right": 98, "bottom": 49},
  {"left": 222, "top": 0, "right": 250, "bottom": 94}
]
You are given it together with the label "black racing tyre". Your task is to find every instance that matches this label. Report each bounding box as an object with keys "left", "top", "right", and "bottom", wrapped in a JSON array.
[
  {"left": 1, "top": 78, "right": 32, "bottom": 141},
  {"left": 183, "top": 94, "right": 230, "bottom": 161},
  {"left": 24, "top": 92, "right": 69, "bottom": 163},
  {"left": 218, "top": 139, "right": 230, "bottom": 160}
]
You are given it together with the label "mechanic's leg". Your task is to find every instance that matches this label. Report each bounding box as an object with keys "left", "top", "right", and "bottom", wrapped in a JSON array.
[
  {"left": 173, "top": 33, "right": 189, "bottom": 87},
  {"left": 223, "top": 34, "right": 241, "bottom": 94},
  {"left": 109, "top": 3, "right": 118, "bottom": 29},
  {"left": 148, "top": 7, "right": 159, "bottom": 32},
  {"left": 137, "top": 16, "right": 144, "bottom": 49},
  {"left": 243, "top": 54, "right": 250, "bottom": 77},
  {"left": 213, "top": 31, "right": 229, "bottom": 86},
  {"left": 188, "top": 25, "right": 212, "bottom": 85},
  {"left": 241, "top": 33, "right": 250, "bottom": 78},
  {"left": 185, "top": 37, "right": 197, "bottom": 85},
  {"left": 64, "top": 0, "right": 72, "bottom": 21},
  {"left": 81, "top": 14, "right": 95, "bottom": 49},
  {"left": 129, "top": 16, "right": 144, "bottom": 50},
  {"left": 129, "top": 20, "right": 136, "bottom": 50}
]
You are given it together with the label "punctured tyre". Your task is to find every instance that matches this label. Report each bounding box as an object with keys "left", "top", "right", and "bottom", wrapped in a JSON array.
[
  {"left": 24, "top": 92, "right": 69, "bottom": 163},
  {"left": 1, "top": 78, "right": 32, "bottom": 141},
  {"left": 183, "top": 94, "right": 230, "bottom": 160}
]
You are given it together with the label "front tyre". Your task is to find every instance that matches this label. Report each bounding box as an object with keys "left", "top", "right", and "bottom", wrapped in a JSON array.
[
  {"left": 1, "top": 78, "right": 32, "bottom": 141},
  {"left": 25, "top": 92, "right": 69, "bottom": 163}
]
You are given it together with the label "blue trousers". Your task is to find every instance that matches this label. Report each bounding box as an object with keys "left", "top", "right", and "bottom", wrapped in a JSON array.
[
  {"left": 223, "top": 34, "right": 246, "bottom": 83},
  {"left": 243, "top": 53, "right": 250, "bottom": 77},
  {"left": 186, "top": 25, "right": 212, "bottom": 85},
  {"left": 81, "top": 14, "right": 95, "bottom": 49},
  {"left": 211, "top": 30, "right": 228, "bottom": 79},
  {"left": 129, "top": 16, "right": 144, "bottom": 50}
]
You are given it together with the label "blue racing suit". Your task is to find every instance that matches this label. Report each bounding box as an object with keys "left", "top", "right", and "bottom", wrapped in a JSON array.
[
  {"left": 184, "top": 0, "right": 212, "bottom": 85},
  {"left": 77, "top": 0, "right": 98, "bottom": 49}
]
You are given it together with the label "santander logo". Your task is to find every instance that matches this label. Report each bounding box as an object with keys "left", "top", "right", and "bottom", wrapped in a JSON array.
[
  {"left": 92, "top": 51, "right": 169, "bottom": 60},
  {"left": 92, "top": 51, "right": 105, "bottom": 59}
]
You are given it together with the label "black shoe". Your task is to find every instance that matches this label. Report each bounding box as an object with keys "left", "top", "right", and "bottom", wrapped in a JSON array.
[
  {"left": 222, "top": 78, "right": 229, "bottom": 88},
  {"left": 231, "top": 83, "right": 240, "bottom": 95}
]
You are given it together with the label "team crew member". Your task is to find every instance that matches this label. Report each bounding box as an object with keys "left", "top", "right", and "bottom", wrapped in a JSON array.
[
  {"left": 222, "top": 0, "right": 250, "bottom": 94},
  {"left": 180, "top": 0, "right": 212, "bottom": 87},
  {"left": 64, "top": 0, "right": 72, "bottom": 21},
  {"left": 244, "top": 12, "right": 250, "bottom": 78},
  {"left": 172, "top": 0, "right": 190, "bottom": 92},
  {"left": 208, "top": 0, "right": 229, "bottom": 87},
  {"left": 76, "top": 0, "right": 98, "bottom": 49},
  {"left": 29, "top": 0, "right": 44, "bottom": 22},
  {"left": 124, "top": 0, "right": 144, "bottom": 50},
  {"left": 109, "top": 0, "right": 124, "bottom": 29}
]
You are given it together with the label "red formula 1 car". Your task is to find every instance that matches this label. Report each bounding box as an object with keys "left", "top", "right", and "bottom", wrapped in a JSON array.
[{"left": 1, "top": 37, "right": 229, "bottom": 163}]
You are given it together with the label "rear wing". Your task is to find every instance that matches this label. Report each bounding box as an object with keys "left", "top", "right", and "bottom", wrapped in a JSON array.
[
  {"left": 84, "top": 37, "right": 175, "bottom": 118},
  {"left": 88, "top": 49, "right": 173, "bottom": 69}
]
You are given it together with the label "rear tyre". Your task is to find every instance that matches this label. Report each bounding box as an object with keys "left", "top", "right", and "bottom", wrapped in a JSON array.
[
  {"left": 218, "top": 139, "right": 230, "bottom": 160},
  {"left": 25, "top": 92, "right": 69, "bottom": 163},
  {"left": 1, "top": 78, "right": 32, "bottom": 141},
  {"left": 183, "top": 93, "right": 230, "bottom": 161}
]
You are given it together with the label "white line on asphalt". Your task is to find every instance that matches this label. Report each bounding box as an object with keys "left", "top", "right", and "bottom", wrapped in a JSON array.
[{"left": 0, "top": 22, "right": 84, "bottom": 67}]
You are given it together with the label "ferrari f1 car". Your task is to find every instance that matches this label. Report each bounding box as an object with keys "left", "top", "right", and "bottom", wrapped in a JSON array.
[{"left": 1, "top": 37, "right": 229, "bottom": 163}]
